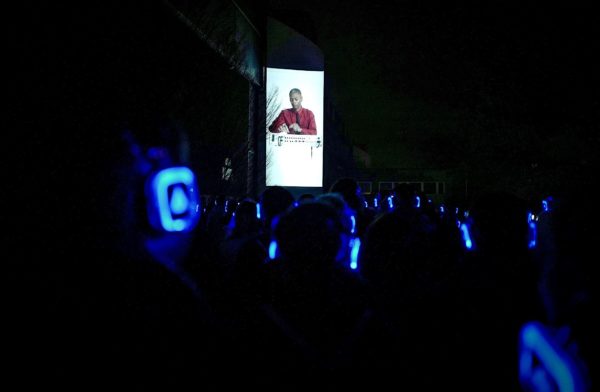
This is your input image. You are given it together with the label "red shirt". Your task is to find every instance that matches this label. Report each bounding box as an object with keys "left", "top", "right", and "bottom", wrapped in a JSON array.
[{"left": 268, "top": 108, "right": 317, "bottom": 135}]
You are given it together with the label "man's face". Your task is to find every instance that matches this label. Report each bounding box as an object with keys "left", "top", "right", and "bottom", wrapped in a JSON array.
[{"left": 289, "top": 93, "right": 303, "bottom": 110}]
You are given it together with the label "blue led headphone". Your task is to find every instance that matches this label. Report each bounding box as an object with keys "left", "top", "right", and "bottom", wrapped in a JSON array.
[
  {"left": 145, "top": 166, "right": 201, "bottom": 233},
  {"left": 268, "top": 201, "right": 361, "bottom": 272},
  {"left": 519, "top": 321, "right": 588, "bottom": 392},
  {"left": 459, "top": 209, "right": 537, "bottom": 252},
  {"left": 122, "top": 126, "right": 201, "bottom": 234}
]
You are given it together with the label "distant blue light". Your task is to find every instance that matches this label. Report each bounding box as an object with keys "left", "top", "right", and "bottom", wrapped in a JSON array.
[
  {"left": 528, "top": 212, "right": 537, "bottom": 249},
  {"left": 528, "top": 222, "right": 537, "bottom": 249},
  {"left": 387, "top": 196, "right": 394, "bottom": 209},
  {"left": 415, "top": 196, "right": 421, "bottom": 208},
  {"left": 227, "top": 213, "right": 236, "bottom": 232},
  {"left": 350, "top": 215, "right": 356, "bottom": 234},
  {"left": 256, "top": 203, "right": 261, "bottom": 219},
  {"left": 374, "top": 198, "right": 378, "bottom": 208},
  {"left": 349, "top": 237, "right": 361, "bottom": 270},
  {"left": 542, "top": 197, "right": 553, "bottom": 212},
  {"left": 440, "top": 205, "right": 445, "bottom": 214},
  {"left": 268, "top": 240, "right": 278, "bottom": 260},
  {"left": 270, "top": 215, "right": 280, "bottom": 232},
  {"left": 460, "top": 222, "right": 473, "bottom": 250},
  {"left": 364, "top": 200, "right": 368, "bottom": 208}
]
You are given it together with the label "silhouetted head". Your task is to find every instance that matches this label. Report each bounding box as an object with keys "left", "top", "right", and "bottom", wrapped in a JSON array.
[
  {"left": 227, "top": 198, "right": 260, "bottom": 238},
  {"left": 467, "top": 190, "right": 530, "bottom": 253},
  {"left": 273, "top": 202, "right": 345, "bottom": 268},
  {"left": 297, "top": 193, "right": 315, "bottom": 203},
  {"left": 329, "top": 177, "right": 364, "bottom": 214},
  {"left": 316, "top": 192, "right": 355, "bottom": 236},
  {"left": 360, "top": 210, "right": 438, "bottom": 289},
  {"left": 40, "top": 113, "right": 200, "bottom": 276},
  {"left": 259, "top": 186, "right": 295, "bottom": 230}
]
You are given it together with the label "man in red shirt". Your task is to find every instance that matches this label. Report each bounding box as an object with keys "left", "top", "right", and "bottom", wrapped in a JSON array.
[{"left": 269, "top": 88, "right": 317, "bottom": 135}]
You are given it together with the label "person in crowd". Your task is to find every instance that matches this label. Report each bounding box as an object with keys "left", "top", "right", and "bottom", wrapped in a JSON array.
[
  {"left": 255, "top": 201, "right": 371, "bottom": 387},
  {"left": 455, "top": 190, "right": 546, "bottom": 390},
  {"left": 268, "top": 88, "right": 317, "bottom": 135},
  {"left": 527, "top": 188, "right": 596, "bottom": 391},
  {"left": 329, "top": 177, "right": 373, "bottom": 238},
  {"left": 34, "top": 114, "right": 230, "bottom": 387},
  {"left": 356, "top": 202, "right": 462, "bottom": 388}
]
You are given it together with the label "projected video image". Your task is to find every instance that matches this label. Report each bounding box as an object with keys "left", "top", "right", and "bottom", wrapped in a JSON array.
[{"left": 266, "top": 68, "right": 324, "bottom": 187}]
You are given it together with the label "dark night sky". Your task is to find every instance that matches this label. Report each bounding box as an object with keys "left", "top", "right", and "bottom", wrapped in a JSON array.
[
  {"left": 11, "top": 1, "right": 599, "bottom": 198},
  {"left": 271, "top": 1, "right": 599, "bottom": 184}
]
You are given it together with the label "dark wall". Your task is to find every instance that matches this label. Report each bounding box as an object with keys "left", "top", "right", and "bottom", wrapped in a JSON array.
[{"left": 16, "top": 1, "right": 249, "bottom": 200}]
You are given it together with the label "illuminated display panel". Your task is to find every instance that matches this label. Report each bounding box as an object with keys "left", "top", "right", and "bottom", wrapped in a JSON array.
[{"left": 266, "top": 68, "right": 324, "bottom": 187}]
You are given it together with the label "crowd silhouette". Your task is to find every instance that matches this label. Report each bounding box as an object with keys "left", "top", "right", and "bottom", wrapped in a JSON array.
[
  {"left": 20, "top": 104, "right": 595, "bottom": 390},
  {"left": 36, "top": 122, "right": 595, "bottom": 390}
]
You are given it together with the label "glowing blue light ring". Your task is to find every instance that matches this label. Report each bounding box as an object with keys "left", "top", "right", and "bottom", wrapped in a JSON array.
[{"left": 147, "top": 166, "right": 199, "bottom": 232}]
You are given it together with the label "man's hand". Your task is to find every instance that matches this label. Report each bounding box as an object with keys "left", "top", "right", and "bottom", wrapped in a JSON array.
[
  {"left": 290, "top": 123, "right": 302, "bottom": 134},
  {"left": 277, "top": 124, "right": 290, "bottom": 133}
]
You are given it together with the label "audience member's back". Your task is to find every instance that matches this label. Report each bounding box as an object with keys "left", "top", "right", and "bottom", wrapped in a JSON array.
[
  {"left": 219, "top": 198, "right": 261, "bottom": 275},
  {"left": 235, "top": 186, "right": 295, "bottom": 261},
  {"left": 456, "top": 190, "right": 545, "bottom": 390},
  {"left": 534, "top": 188, "right": 597, "bottom": 389},
  {"left": 357, "top": 209, "right": 462, "bottom": 387},
  {"left": 330, "top": 177, "right": 373, "bottom": 237},
  {"left": 461, "top": 191, "right": 543, "bottom": 319},
  {"left": 233, "top": 186, "right": 295, "bottom": 300},
  {"left": 34, "top": 114, "right": 229, "bottom": 387},
  {"left": 258, "top": 201, "right": 370, "bottom": 384}
]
